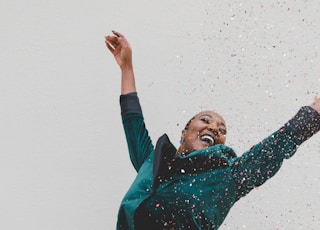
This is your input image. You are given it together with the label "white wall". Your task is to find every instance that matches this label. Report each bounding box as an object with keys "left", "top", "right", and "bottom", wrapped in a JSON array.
[{"left": 0, "top": 0, "right": 319, "bottom": 229}]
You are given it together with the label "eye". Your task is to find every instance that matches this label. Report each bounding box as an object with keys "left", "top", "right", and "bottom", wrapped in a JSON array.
[
  {"left": 219, "top": 128, "right": 227, "bottom": 135},
  {"left": 200, "top": 118, "right": 210, "bottom": 124}
]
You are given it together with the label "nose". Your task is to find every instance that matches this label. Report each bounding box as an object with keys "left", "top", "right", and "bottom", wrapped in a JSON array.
[{"left": 207, "top": 122, "right": 219, "bottom": 135}]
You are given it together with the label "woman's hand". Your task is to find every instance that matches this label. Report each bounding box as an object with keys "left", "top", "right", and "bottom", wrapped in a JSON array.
[
  {"left": 105, "top": 31, "right": 132, "bottom": 70},
  {"left": 310, "top": 96, "right": 320, "bottom": 114},
  {"left": 105, "top": 31, "right": 136, "bottom": 94}
]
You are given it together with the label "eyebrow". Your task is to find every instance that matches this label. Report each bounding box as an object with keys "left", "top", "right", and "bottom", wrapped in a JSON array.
[
  {"left": 200, "top": 114, "right": 213, "bottom": 118},
  {"left": 199, "top": 114, "right": 226, "bottom": 127}
]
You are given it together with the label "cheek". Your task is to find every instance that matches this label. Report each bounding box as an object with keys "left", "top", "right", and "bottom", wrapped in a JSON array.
[
  {"left": 185, "top": 133, "right": 200, "bottom": 145},
  {"left": 185, "top": 136, "right": 196, "bottom": 146},
  {"left": 185, "top": 129, "right": 200, "bottom": 139},
  {"left": 219, "top": 135, "right": 226, "bottom": 144}
]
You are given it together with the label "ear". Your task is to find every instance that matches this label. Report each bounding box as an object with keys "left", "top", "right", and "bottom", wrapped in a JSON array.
[
  {"left": 181, "top": 129, "right": 186, "bottom": 140},
  {"left": 177, "top": 130, "right": 187, "bottom": 155}
]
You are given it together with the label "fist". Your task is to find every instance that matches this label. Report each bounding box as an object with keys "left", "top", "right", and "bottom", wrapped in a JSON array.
[{"left": 310, "top": 96, "right": 320, "bottom": 114}]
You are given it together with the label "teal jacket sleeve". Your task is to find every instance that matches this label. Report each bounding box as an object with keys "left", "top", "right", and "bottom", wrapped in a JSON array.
[
  {"left": 232, "top": 106, "right": 320, "bottom": 200},
  {"left": 120, "top": 92, "right": 154, "bottom": 172}
]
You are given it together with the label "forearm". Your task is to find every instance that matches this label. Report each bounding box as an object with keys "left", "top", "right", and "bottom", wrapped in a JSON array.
[
  {"left": 232, "top": 129, "right": 291, "bottom": 199},
  {"left": 284, "top": 106, "right": 320, "bottom": 144},
  {"left": 232, "top": 105, "right": 320, "bottom": 199},
  {"left": 121, "top": 63, "right": 136, "bottom": 95}
]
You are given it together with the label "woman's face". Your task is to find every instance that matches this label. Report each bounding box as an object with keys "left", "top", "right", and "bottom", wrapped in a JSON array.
[{"left": 178, "top": 111, "right": 227, "bottom": 155}]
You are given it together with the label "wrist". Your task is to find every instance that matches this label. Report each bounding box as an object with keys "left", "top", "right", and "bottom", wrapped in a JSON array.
[
  {"left": 121, "top": 65, "right": 134, "bottom": 79},
  {"left": 120, "top": 62, "right": 133, "bottom": 73},
  {"left": 120, "top": 63, "right": 136, "bottom": 94}
]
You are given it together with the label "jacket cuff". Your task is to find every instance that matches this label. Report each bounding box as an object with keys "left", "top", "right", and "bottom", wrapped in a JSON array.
[
  {"left": 120, "top": 92, "right": 142, "bottom": 115},
  {"left": 284, "top": 106, "right": 320, "bottom": 143}
]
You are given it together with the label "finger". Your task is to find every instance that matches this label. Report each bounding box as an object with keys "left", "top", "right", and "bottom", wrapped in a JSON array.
[
  {"left": 113, "top": 44, "right": 122, "bottom": 55},
  {"left": 106, "top": 35, "right": 118, "bottom": 42},
  {"left": 106, "top": 37, "right": 121, "bottom": 51},
  {"left": 105, "top": 35, "right": 119, "bottom": 45},
  {"left": 112, "top": 30, "right": 122, "bottom": 38},
  {"left": 112, "top": 31, "right": 128, "bottom": 46},
  {"left": 113, "top": 48, "right": 120, "bottom": 57},
  {"left": 111, "top": 33, "right": 130, "bottom": 50},
  {"left": 105, "top": 41, "right": 115, "bottom": 53}
]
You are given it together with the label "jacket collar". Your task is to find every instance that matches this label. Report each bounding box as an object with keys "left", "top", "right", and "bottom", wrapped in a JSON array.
[
  {"left": 153, "top": 134, "right": 238, "bottom": 187},
  {"left": 153, "top": 134, "right": 177, "bottom": 180}
]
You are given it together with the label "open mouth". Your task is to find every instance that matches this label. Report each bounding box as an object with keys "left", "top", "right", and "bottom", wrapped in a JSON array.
[{"left": 200, "top": 134, "right": 215, "bottom": 146}]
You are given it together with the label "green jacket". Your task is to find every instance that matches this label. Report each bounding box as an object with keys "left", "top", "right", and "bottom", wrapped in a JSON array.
[{"left": 116, "top": 93, "right": 320, "bottom": 230}]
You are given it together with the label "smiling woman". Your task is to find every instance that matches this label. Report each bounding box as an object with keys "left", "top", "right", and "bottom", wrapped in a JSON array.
[
  {"left": 177, "top": 111, "right": 227, "bottom": 156},
  {"left": 105, "top": 31, "right": 320, "bottom": 230}
]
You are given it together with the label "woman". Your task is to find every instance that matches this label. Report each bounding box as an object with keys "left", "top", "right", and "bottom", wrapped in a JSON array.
[{"left": 105, "top": 31, "right": 320, "bottom": 230}]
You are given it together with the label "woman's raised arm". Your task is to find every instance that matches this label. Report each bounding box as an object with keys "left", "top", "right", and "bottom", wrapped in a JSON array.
[{"left": 105, "top": 31, "right": 136, "bottom": 94}]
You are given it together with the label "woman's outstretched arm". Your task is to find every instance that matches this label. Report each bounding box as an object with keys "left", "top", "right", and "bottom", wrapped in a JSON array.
[{"left": 232, "top": 96, "right": 320, "bottom": 200}]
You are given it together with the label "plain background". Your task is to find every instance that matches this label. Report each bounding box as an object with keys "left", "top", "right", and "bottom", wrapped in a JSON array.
[{"left": 0, "top": 0, "right": 319, "bottom": 229}]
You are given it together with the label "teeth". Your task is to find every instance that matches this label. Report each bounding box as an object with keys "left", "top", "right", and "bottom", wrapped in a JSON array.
[{"left": 201, "top": 135, "right": 214, "bottom": 146}]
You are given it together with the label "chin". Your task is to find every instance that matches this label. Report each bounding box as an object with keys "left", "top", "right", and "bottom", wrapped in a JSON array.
[{"left": 193, "top": 145, "right": 209, "bottom": 151}]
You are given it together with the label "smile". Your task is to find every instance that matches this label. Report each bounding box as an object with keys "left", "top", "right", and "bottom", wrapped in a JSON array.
[{"left": 200, "top": 134, "right": 215, "bottom": 146}]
